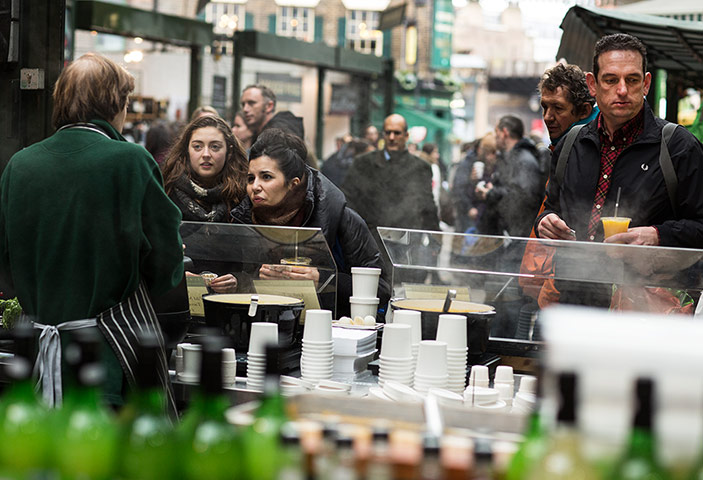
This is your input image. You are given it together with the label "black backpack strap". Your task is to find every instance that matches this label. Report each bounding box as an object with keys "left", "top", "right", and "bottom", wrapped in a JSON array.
[
  {"left": 659, "top": 122, "right": 678, "bottom": 217},
  {"left": 554, "top": 124, "right": 586, "bottom": 189}
]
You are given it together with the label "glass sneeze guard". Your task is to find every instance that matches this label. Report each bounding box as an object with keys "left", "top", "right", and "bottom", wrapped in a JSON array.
[{"left": 378, "top": 227, "right": 703, "bottom": 347}]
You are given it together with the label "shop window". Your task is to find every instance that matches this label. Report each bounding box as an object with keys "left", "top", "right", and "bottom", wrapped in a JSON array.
[
  {"left": 346, "top": 10, "right": 383, "bottom": 56},
  {"left": 205, "top": 1, "right": 246, "bottom": 37},
  {"left": 277, "top": 7, "right": 315, "bottom": 42}
]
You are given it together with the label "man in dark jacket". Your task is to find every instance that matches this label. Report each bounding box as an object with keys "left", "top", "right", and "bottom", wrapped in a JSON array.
[
  {"left": 240, "top": 84, "right": 305, "bottom": 141},
  {"left": 342, "top": 114, "right": 440, "bottom": 235},
  {"left": 536, "top": 33, "right": 703, "bottom": 248},
  {"left": 476, "top": 115, "right": 543, "bottom": 237}
]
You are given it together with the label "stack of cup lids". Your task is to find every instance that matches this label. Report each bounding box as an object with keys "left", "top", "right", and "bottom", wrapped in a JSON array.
[
  {"left": 350, "top": 267, "right": 382, "bottom": 320},
  {"left": 392, "top": 310, "right": 422, "bottom": 373},
  {"left": 436, "top": 314, "right": 468, "bottom": 394},
  {"left": 378, "top": 323, "right": 414, "bottom": 387},
  {"left": 247, "top": 322, "right": 278, "bottom": 391},
  {"left": 414, "top": 340, "right": 449, "bottom": 393},
  {"left": 463, "top": 386, "right": 506, "bottom": 410},
  {"left": 300, "top": 310, "right": 334, "bottom": 383}
]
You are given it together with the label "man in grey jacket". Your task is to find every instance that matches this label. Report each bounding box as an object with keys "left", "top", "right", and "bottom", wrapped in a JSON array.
[{"left": 475, "top": 115, "right": 543, "bottom": 237}]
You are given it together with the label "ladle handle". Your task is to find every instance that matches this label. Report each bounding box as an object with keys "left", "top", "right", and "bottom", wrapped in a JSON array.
[{"left": 442, "top": 289, "right": 457, "bottom": 313}]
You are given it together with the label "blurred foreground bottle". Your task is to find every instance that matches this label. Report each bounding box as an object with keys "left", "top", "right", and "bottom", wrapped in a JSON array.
[
  {"left": 526, "top": 372, "right": 598, "bottom": 480},
  {"left": 118, "top": 331, "right": 175, "bottom": 480},
  {"left": 178, "top": 335, "right": 240, "bottom": 480},
  {"left": 505, "top": 374, "right": 546, "bottom": 480},
  {"left": 606, "top": 377, "right": 670, "bottom": 480},
  {"left": 54, "top": 327, "right": 119, "bottom": 480},
  {"left": 242, "top": 344, "right": 288, "bottom": 479},
  {"left": 0, "top": 323, "right": 51, "bottom": 479}
]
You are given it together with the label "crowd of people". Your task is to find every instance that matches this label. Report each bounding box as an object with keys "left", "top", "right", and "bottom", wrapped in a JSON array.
[{"left": 1, "top": 32, "right": 702, "bottom": 407}]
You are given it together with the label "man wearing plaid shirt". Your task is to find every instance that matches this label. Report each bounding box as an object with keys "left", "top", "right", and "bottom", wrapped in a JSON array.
[{"left": 536, "top": 33, "right": 703, "bottom": 248}]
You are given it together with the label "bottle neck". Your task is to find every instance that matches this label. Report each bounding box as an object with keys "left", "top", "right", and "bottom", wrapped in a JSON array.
[
  {"left": 130, "top": 387, "right": 167, "bottom": 415},
  {"left": 627, "top": 425, "right": 657, "bottom": 459}
]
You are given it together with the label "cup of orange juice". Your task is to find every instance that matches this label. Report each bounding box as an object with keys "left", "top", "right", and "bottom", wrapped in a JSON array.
[{"left": 601, "top": 217, "right": 631, "bottom": 239}]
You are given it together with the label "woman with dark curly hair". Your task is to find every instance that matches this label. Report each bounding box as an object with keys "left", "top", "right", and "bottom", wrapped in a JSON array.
[{"left": 162, "top": 114, "right": 248, "bottom": 223}]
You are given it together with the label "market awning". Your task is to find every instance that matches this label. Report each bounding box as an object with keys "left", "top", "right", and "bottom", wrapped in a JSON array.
[
  {"left": 557, "top": 5, "right": 703, "bottom": 82},
  {"left": 75, "top": 0, "right": 215, "bottom": 47},
  {"left": 395, "top": 106, "right": 452, "bottom": 134}
]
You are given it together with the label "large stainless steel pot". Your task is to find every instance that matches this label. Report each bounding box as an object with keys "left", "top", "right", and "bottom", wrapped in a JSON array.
[
  {"left": 202, "top": 293, "right": 304, "bottom": 351},
  {"left": 390, "top": 298, "right": 495, "bottom": 355}
]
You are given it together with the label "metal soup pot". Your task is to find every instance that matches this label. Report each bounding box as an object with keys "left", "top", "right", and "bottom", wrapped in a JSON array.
[
  {"left": 390, "top": 298, "right": 495, "bottom": 355},
  {"left": 203, "top": 294, "right": 304, "bottom": 351}
]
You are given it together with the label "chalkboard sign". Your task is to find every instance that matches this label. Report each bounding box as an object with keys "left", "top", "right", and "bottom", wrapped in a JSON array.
[
  {"left": 329, "top": 84, "right": 359, "bottom": 115},
  {"left": 212, "top": 75, "right": 227, "bottom": 113}
]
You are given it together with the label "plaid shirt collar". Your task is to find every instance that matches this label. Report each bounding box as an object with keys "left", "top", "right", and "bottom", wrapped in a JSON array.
[{"left": 597, "top": 105, "right": 645, "bottom": 147}]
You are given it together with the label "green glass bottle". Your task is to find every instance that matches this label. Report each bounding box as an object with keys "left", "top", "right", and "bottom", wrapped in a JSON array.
[
  {"left": 242, "top": 344, "right": 288, "bottom": 480},
  {"left": 0, "top": 323, "right": 51, "bottom": 480},
  {"left": 178, "top": 335, "right": 240, "bottom": 480},
  {"left": 118, "top": 332, "right": 176, "bottom": 480},
  {"left": 525, "top": 372, "right": 598, "bottom": 480},
  {"left": 607, "top": 378, "right": 670, "bottom": 480},
  {"left": 505, "top": 375, "right": 546, "bottom": 480},
  {"left": 53, "top": 327, "right": 119, "bottom": 480}
]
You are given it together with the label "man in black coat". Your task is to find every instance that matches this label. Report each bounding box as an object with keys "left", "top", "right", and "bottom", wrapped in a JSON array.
[
  {"left": 240, "top": 84, "right": 305, "bottom": 141},
  {"left": 536, "top": 33, "right": 703, "bottom": 248}
]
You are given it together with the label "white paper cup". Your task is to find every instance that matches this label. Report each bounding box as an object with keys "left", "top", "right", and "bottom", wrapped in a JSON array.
[
  {"left": 303, "top": 309, "right": 333, "bottom": 342},
  {"left": 351, "top": 267, "right": 382, "bottom": 298},
  {"left": 518, "top": 375, "right": 537, "bottom": 395},
  {"left": 392, "top": 310, "right": 422, "bottom": 345},
  {"left": 350, "top": 297, "right": 379, "bottom": 319},
  {"left": 414, "top": 340, "right": 448, "bottom": 377},
  {"left": 181, "top": 343, "right": 202, "bottom": 381},
  {"left": 468, "top": 365, "right": 489, "bottom": 388},
  {"left": 472, "top": 161, "right": 485, "bottom": 179},
  {"left": 436, "top": 314, "right": 468, "bottom": 350},
  {"left": 248, "top": 322, "right": 279, "bottom": 355},
  {"left": 380, "top": 324, "right": 413, "bottom": 359},
  {"left": 494, "top": 365, "right": 514, "bottom": 385}
]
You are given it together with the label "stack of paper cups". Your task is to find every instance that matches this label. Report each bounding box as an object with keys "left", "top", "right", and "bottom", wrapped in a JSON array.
[
  {"left": 350, "top": 267, "right": 381, "bottom": 319},
  {"left": 300, "top": 310, "right": 334, "bottom": 382},
  {"left": 378, "top": 324, "right": 414, "bottom": 387},
  {"left": 392, "top": 310, "right": 421, "bottom": 372},
  {"left": 436, "top": 314, "right": 468, "bottom": 394},
  {"left": 247, "top": 323, "right": 278, "bottom": 391},
  {"left": 413, "top": 340, "right": 448, "bottom": 393},
  {"left": 468, "top": 365, "right": 490, "bottom": 388},
  {"left": 222, "top": 348, "right": 237, "bottom": 387}
]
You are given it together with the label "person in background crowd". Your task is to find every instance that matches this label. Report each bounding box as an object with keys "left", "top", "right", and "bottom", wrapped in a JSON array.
[
  {"left": 343, "top": 114, "right": 440, "bottom": 284},
  {"left": 0, "top": 53, "right": 183, "bottom": 411},
  {"left": 419, "top": 143, "right": 443, "bottom": 211},
  {"left": 231, "top": 129, "right": 391, "bottom": 317},
  {"left": 451, "top": 139, "right": 480, "bottom": 234},
  {"left": 321, "top": 136, "right": 373, "bottom": 188},
  {"left": 232, "top": 110, "right": 254, "bottom": 152},
  {"left": 466, "top": 133, "right": 499, "bottom": 227},
  {"left": 475, "top": 115, "right": 543, "bottom": 238},
  {"left": 145, "top": 120, "right": 177, "bottom": 165},
  {"left": 240, "top": 84, "right": 304, "bottom": 141},
  {"left": 343, "top": 113, "right": 440, "bottom": 238},
  {"left": 519, "top": 62, "right": 599, "bottom": 306},
  {"left": 363, "top": 124, "right": 380, "bottom": 149},
  {"left": 162, "top": 114, "right": 248, "bottom": 224},
  {"left": 190, "top": 105, "right": 219, "bottom": 121}
]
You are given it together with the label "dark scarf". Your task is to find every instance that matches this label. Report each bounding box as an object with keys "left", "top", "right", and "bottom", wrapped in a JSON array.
[
  {"left": 173, "top": 175, "right": 229, "bottom": 222},
  {"left": 251, "top": 177, "right": 308, "bottom": 226}
]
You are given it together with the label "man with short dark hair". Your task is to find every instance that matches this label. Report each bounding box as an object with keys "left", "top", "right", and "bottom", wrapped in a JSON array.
[
  {"left": 475, "top": 115, "right": 543, "bottom": 237},
  {"left": 240, "top": 84, "right": 304, "bottom": 141},
  {"left": 536, "top": 33, "right": 703, "bottom": 247}
]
